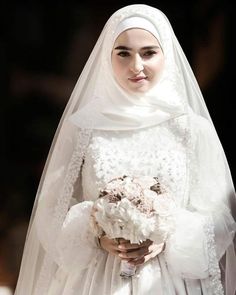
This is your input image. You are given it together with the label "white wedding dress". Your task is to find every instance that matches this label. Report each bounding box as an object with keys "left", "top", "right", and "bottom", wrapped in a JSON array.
[{"left": 42, "top": 113, "right": 228, "bottom": 295}]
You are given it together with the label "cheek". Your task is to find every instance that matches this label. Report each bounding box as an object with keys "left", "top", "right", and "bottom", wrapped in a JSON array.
[
  {"left": 112, "top": 59, "right": 126, "bottom": 80},
  {"left": 152, "top": 57, "right": 165, "bottom": 79}
]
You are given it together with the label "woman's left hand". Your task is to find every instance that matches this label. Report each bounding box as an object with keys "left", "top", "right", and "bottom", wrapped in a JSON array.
[{"left": 118, "top": 239, "right": 165, "bottom": 266}]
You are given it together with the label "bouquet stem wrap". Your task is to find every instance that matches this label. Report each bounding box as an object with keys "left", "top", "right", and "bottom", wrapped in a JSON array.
[{"left": 120, "top": 260, "right": 136, "bottom": 278}]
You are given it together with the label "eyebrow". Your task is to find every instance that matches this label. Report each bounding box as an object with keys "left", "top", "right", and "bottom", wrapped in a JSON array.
[{"left": 114, "top": 45, "right": 160, "bottom": 50}]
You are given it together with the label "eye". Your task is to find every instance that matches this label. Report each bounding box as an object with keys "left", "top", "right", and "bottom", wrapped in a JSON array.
[
  {"left": 117, "top": 51, "right": 130, "bottom": 57},
  {"left": 143, "top": 50, "right": 157, "bottom": 57}
]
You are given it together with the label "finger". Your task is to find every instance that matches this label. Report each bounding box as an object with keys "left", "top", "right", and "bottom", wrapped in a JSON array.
[
  {"left": 128, "top": 251, "right": 156, "bottom": 266},
  {"left": 118, "top": 238, "right": 129, "bottom": 244},
  {"left": 124, "top": 243, "right": 165, "bottom": 264},
  {"left": 119, "top": 247, "right": 149, "bottom": 259},
  {"left": 119, "top": 239, "right": 153, "bottom": 251},
  {"left": 139, "top": 239, "right": 153, "bottom": 248},
  {"left": 128, "top": 256, "right": 145, "bottom": 266},
  {"left": 118, "top": 242, "right": 144, "bottom": 251},
  {"left": 100, "top": 236, "right": 123, "bottom": 254}
]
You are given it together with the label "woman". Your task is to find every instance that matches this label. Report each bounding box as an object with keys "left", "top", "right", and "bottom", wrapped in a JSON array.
[{"left": 14, "top": 4, "right": 236, "bottom": 295}]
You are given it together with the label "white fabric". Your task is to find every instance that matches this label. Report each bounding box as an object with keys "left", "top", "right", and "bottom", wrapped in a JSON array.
[
  {"left": 114, "top": 17, "right": 161, "bottom": 43},
  {"left": 14, "top": 4, "right": 236, "bottom": 295}
]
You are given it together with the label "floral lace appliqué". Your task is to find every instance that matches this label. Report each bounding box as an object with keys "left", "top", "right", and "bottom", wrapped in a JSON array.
[{"left": 204, "top": 217, "right": 224, "bottom": 295}]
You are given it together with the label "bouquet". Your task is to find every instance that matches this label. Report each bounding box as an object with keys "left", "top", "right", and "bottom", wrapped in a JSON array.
[{"left": 90, "top": 175, "right": 175, "bottom": 277}]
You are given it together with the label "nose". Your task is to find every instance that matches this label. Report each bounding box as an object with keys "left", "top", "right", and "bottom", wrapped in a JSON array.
[{"left": 130, "top": 54, "right": 144, "bottom": 74}]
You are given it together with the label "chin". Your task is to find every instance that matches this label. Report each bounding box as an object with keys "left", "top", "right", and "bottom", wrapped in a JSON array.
[
  {"left": 121, "top": 84, "right": 151, "bottom": 94},
  {"left": 131, "top": 87, "right": 150, "bottom": 94}
]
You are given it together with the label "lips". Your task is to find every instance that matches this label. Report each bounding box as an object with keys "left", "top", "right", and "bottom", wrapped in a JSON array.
[{"left": 128, "top": 76, "right": 147, "bottom": 82}]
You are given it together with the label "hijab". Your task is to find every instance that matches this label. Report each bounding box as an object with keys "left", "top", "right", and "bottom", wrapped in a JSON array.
[{"left": 69, "top": 16, "right": 186, "bottom": 130}]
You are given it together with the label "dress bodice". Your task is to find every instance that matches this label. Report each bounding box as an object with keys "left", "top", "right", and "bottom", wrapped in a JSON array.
[{"left": 82, "top": 118, "right": 188, "bottom": 204}]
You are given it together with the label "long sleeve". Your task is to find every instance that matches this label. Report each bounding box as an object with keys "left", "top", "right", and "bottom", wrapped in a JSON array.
[
  {"left": 34, "top": 126, "right": 92, "bottom": 264},
  {"left": 164, "top": 208, "right": 209, "bottom": 279},
  {"left": 54, "top": 201, "right": 102, "bottom": 274},
  {"left": 164, "top": 115, "right": 236, "bottom": 285}
]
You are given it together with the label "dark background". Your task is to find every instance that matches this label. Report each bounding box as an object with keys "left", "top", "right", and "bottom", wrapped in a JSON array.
[{"left": 0, "top": 0, "right": 233, "bottom": 292}]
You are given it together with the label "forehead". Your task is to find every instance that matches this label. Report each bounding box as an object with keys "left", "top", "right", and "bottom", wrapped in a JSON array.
[{"left": 113, "top": 28, "right": 160, "bottom": 47}]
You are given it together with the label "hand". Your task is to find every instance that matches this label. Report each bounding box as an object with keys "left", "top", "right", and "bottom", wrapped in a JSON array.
[
  {"left": 117, "top": 239, "right": 165, "bottom": 266},
  {"left": 99, "top": 235, "right": 123, "bottom": 256},
  {"left": 99, "top": 236, "right": 164, "bottom": 266}
]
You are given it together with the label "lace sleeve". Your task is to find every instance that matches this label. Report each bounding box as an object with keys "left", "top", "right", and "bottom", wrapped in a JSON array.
[
  {"left": 164, "top": 210, "right": 211, "bottom": 276},
  {"left": 164, "top": 115, "right": 235, "bottom": 294},
  {"left": 34, "top": 126, "right": 92, "bottom": 264},
  {"left": 55, "top": 201, "right": 102, "bottom": 274}
]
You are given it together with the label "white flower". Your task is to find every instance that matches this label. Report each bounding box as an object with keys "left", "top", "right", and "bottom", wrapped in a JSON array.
[{"left": 90, "top": 176, "right": 175, "bottom": 244}]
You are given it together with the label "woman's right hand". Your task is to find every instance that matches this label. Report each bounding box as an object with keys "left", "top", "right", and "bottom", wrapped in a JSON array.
[{"left": 99, "top": 236, "right": 123, "bottom": 256}]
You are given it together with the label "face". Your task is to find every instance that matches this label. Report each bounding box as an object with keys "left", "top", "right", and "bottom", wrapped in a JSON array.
[{"left": 111, "top": 28, "right": 164, "bottom": 94}]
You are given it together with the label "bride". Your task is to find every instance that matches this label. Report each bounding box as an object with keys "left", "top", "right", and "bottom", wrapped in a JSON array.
[{"left": 14, "top": 4, "right": 236, "bottom": 295}]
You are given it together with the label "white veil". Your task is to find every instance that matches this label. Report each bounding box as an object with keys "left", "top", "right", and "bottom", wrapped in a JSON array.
[{"left": 14, "top": 4, "right": 236, "bottom": 295}]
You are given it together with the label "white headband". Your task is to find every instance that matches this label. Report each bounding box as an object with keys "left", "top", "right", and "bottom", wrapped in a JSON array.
[{"left": 113, "top": 16, "right": 161, "bottom": 43}]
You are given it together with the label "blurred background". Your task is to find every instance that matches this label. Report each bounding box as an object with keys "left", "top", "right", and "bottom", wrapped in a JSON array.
[{"left": 0, "top": 0, "right": 233, "bottom": 293}]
